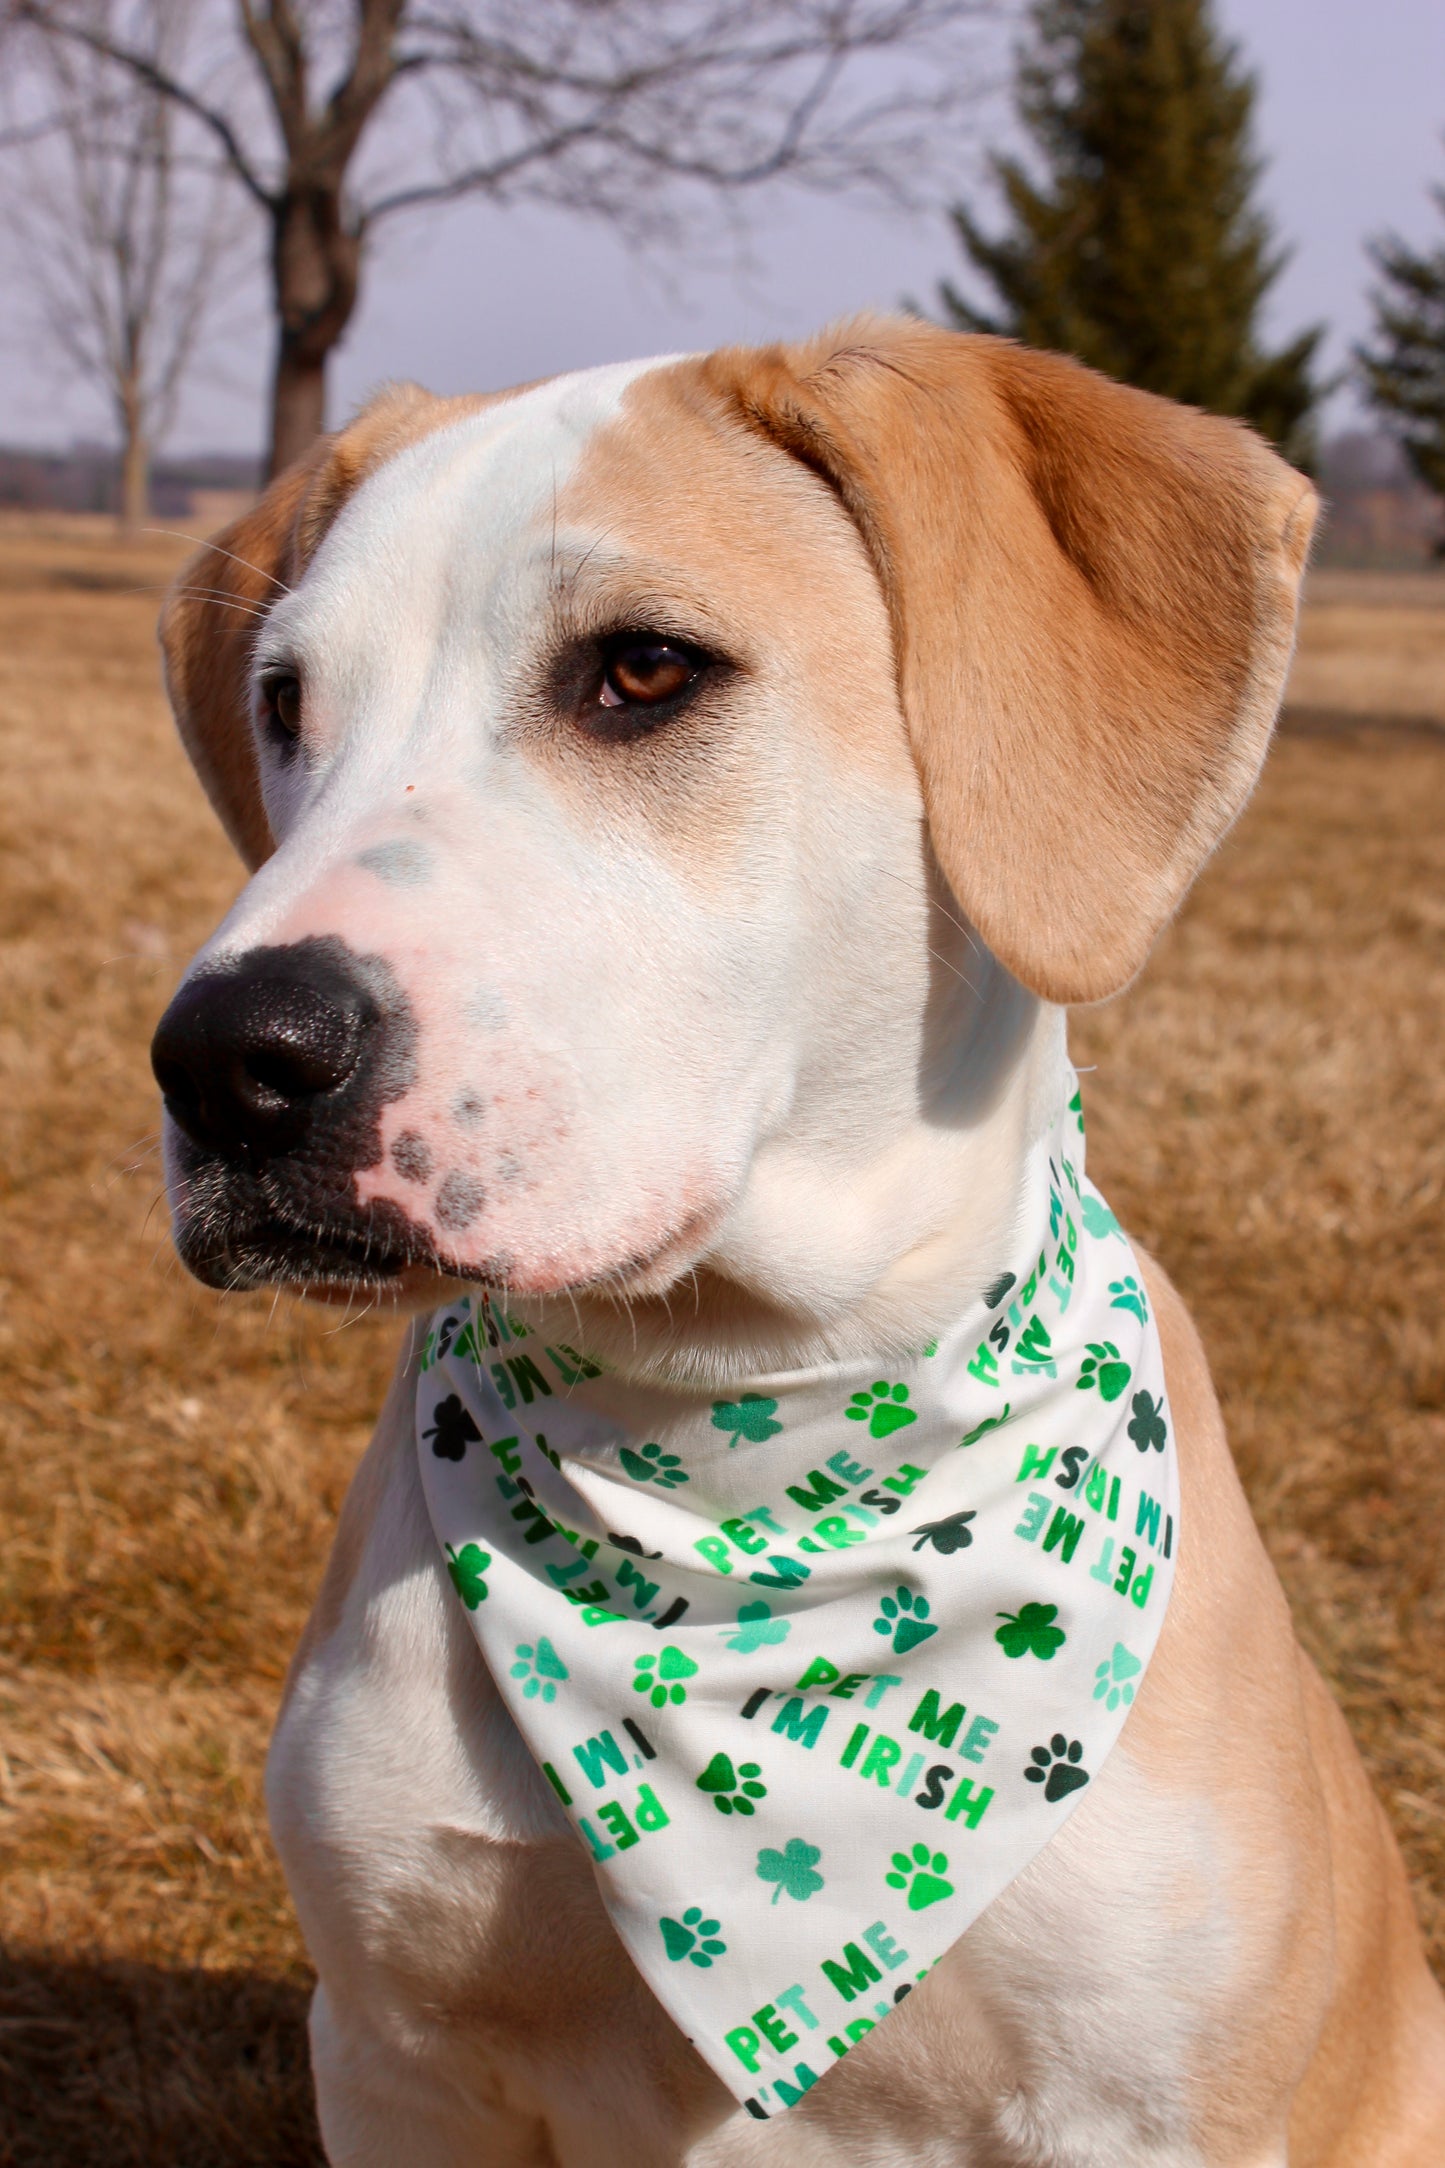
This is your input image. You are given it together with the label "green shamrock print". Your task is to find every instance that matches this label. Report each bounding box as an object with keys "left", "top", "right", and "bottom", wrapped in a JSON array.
[
  {"left": 619, "top": 1440, "right": 689, "bottom": 1488},
  {"left": 444, "top": 1542, "right": 490, "bottom": 1610},
  {"left": 1025, "top": 1734, "right": 1090, "bottom": 1802},
  {"left": 1093, "top": 1642, "right": 1142, "bottom": 1711},
  {"left": 756, "top": 1838, "right": 825, "bottom": 1905},
  {"left": 710, "top": 1394, "right": 783, "bottom": 1447},
  {"left": 1127, "top": 1389, "right": 1168, "bottom": 1453},
  {"left": 1108, "top": 1275, "right": 1149, "bottom": 1324},
  {"left": 994, "top": 1601, "right": 1066, "bottom": 1661},
  {"left": 1077, "top": 1342, "right": 1132, "bottom": 1402},
  {"left": 509, "top": 1636, "right": 568, "bottom": 1702},
  {"left": 722, "top": 1600, "right": 790, "bottom": 1653},
  {"left": 696, "top": 1751, "right": 767, "bottom": 1815},
  {"left": 959, "top": 1405, "right": 1010, "bottom": 1449},
  {"left": 846, "top": 1381, "right": 917, "bottom": 1439},
  {"left": 659, "top": 1907, "right": 727, "bottom": 1967},
  {"left": 632, "top": 1645, "right": 699, "bottom": 1708},
  {"left": 1080, "top": 1193, "right": 1122, "bottom": 1240},
  {"left": 873, "top": 1586, "right": 938, "bottom": 1655},
  {"left": 884, "top": 1843, "right": 956, "bottom": 1912},
  {"left": 1068, "top": 1086, "right": 1085, "bottom": 1134}
]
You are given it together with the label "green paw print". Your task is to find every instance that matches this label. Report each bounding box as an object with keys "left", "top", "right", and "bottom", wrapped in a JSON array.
[
  {"left": 444, "top": 1542, "right": 490, "bottom": 1610},
  {"left": 1077, "top": 1342, "right": 1132, "bottom": 1402},
  {"left": 1093, "top": 1642, "right": 1142, "bottom": 1711},
  {"left": 619, "top": 1440, "right": 689, "bottom": 1488},
  {"left": 722, "top": 1600, "right": 790, "bottom": 1653},
  {"left": 846, "top": 1381, "right": 917, "bottom": 1439},
  {"left": 696, "top": 1751, "right": 767, "bottom": 1815},
  {"left": 710, "top": 1395, "right": 782, "bottom": 1447},
  {"left": 756, "top": 1838, "right": 824, "bottom": 1904},
  {"left": 632, "top": 1645, "right": 698, "bottom": 1708},
  {"left": 1127, "top": 1389, "right": 1168, "bottom": 1453},
  {"left": 873, "top": 1586, "right": 937, "bottom": 1654},
  {"left": 659, "top": 1907, "right": 727, "bottom": 1966},
  {"left": 1108, "top": 1275, "right": 1149, "bottom": 1323},
  {"left": 994, "top": 1601, "right": 1066, "bottom": 1660},
  {"left": 509, "top": 1636, "right": 568, "bottom": 1702},
  {"left": 884, "top": 1842, "right": 955, "bottom": 1912}
]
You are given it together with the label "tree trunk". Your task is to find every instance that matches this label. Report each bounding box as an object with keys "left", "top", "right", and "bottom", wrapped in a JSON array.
[
  {"left": 268, "top": 342, "right": 330, "bottom": 477},
  {"left": 118, "top": 394, "right": 148, "bottom": 536},
  {"left": 265, "top": 189, "right": 363, "bottom": 479}
]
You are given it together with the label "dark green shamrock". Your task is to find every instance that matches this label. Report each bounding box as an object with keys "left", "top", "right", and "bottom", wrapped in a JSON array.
[
  {"left": 710, "top": 1394, "right": 783, "bottom": 1447},
  {"left": 444, "top": 1542, "right": 491, "bottom": 1610},
  {"left": 1127, "top": 1390, "right": 1168, "bottom": 1453},
  {"left": 911, "top": 1509, "right": 977, "bottom": 1555},
  {"left": 994, "top": 1602, "right": 1066, "bottom": 1660},
  {"left": 756, "top": 1838, "right": 824, "bottom": 1904}
]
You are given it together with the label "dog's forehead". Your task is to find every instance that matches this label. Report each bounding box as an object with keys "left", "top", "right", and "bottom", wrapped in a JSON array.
[{"left": 290, "top": 355, "right": 688, "bottom": 634}]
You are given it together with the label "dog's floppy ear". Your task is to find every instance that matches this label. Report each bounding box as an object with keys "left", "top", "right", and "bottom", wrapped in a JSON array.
[
  {"left": 705, "top": 317, "right": 1316, "bottom": 1004},
  {"left": 158, "top": 447, "right": 327, "bottom": 871}
]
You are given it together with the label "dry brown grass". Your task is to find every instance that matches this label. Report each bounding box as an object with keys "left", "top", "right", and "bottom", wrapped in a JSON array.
[{"left": 0, "top": 520, "right": 1441, "bottom": 2161}]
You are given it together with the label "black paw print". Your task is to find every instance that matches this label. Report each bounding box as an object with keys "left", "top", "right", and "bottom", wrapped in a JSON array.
[
  {"left": 1024, "top": 1734, "right": 1090, "bottom": 1802},
  {"left": 910, "top": 1508, "right": 977, "bottom": 1555},
  {"left": 424, "top": 1393, "right": 481, "bottom": 1462}
]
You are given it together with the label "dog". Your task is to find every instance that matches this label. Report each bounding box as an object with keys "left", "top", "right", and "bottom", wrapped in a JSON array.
[{"left": 150, "top": 318, "right": 1445, "bottom": 2164}]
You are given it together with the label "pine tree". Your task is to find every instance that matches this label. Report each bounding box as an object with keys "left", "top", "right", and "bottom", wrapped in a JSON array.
[
  {"left": 1357, "top": 162, "right": 1445, "bottom": 529},
  {"left": 937, "top": 0, "right": 1322, "bottom": 462}
]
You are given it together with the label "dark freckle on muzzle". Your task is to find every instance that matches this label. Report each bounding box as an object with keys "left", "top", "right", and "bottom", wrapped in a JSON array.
[
  {"left": 453, "top": 1092, "right": 487, "bottom": 1126},
  {"left": 435, "top": 1171, "right": 485, "bottom": 1230},
  {"left": 391, "top": 1130, "right": 432, "bottom": 1183},
  {"left": 356, "top": 839, "right": 432, "bottom": 886}
]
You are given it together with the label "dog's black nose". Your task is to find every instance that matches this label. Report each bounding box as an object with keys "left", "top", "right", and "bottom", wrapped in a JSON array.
[{"left": 151, "top": 939, "right": 379, "bottom": 1162}]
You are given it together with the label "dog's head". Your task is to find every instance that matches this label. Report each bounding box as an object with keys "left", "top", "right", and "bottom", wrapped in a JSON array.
[{"left": 151, "top": 319, "right": 1313, "bottom": 1354}]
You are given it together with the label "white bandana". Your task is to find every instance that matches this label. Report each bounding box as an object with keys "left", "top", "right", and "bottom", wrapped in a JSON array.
[{"left": 417, "top": 1085, "right": 1178, "bottom": 2118}]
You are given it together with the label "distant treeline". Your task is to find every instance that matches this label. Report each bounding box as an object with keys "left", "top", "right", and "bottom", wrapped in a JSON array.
[
  {"left": 0, "top": 432, "right": 1439, "bottom": 568},
  {"left": 0, "top": 445, "right": 260, "bottom": 520}
]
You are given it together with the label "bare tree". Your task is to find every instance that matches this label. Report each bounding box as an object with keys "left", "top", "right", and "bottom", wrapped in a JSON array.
[
  {"left": 14, "top": 0, "right": 999, "bottom": 479},
  {"left": 4, "top": 0, "right": 242, "bottom": 529}
]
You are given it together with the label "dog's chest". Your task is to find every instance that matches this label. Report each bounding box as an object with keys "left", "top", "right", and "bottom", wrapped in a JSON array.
[{"left": 266, "top": 1427, "right": 1231, "bottom": 2166}]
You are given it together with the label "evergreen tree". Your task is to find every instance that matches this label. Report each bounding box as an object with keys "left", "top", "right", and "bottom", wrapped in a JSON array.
[
  {"left": 938, "top": 0, "right": 1322, "bottom": 461},
  {"left": 1357, "top": 160, "right": 1445, "bottom": 531}
]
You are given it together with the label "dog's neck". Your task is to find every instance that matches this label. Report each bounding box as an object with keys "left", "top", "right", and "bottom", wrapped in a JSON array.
[{"left": 517, "top": 894, "right": 1070, "bottom": 1391}]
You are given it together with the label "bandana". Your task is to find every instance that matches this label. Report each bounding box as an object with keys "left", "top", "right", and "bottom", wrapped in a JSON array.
[{"left": 417, "top": 1084, "right": 1177, "bottom": 2118}]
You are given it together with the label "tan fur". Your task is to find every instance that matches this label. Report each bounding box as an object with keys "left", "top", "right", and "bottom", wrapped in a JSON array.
[{"left": 698, "top": 317, "right": 1317, "bottom": 1004}]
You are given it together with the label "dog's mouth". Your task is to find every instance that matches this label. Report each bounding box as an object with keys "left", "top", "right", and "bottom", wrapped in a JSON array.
[
  {"left": 172, "top": 1176, "right": 727, "bottom": 1305},
  {"left": 177, "top": 1200, "right": 436, "bottom": 1295}
]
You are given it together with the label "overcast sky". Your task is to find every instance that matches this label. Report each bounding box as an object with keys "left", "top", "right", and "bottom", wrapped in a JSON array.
[{"left": 2, "top": 0, "right": 1442, "bottom": 456}]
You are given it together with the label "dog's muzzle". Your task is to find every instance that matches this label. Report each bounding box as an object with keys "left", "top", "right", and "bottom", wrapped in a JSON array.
[{"left": 151, "top": 935, "right": 424, "bottom": 1287}]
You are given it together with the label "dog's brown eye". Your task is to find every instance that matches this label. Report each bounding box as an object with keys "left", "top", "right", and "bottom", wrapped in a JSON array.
[
  {"left": 599, "top": 638, "right": 700, "bottom": 710},
  {"left": 260, "top": 673, "right": 302, "bottom": 742}
]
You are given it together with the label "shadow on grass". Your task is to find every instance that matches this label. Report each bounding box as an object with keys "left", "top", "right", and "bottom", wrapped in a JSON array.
[{"left": 0, "top": 1947, "right": 322, "bottom": 2167}]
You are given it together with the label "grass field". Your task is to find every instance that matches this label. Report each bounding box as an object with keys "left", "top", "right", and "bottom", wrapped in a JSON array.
[{"left": 1, "top": 516, "right": 1442, "bottom": 2164}]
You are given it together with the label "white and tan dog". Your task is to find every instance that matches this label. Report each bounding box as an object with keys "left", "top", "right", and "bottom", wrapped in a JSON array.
[{"left": 151, "top": 319, "right": 1445, "bottom": 2164}]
